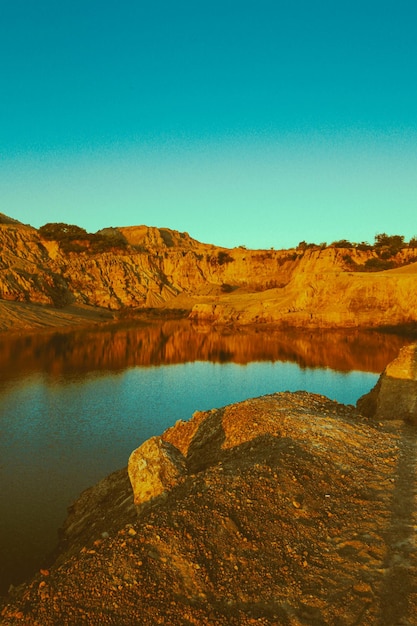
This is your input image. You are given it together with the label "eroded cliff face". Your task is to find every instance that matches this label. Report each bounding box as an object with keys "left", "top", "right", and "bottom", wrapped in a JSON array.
[
  {"left": 357, "top": 342, "right": 417, "bottom": 423},
  {"left": 1, "top": 217, "right": 417, "bottom": 330},
  {"left": 189, "top": 250, "right": 417, "bottom": 329},
  {"left": 0, "top": 223, "right": 70, "bottom": 306},
  {"left": 0, "top": 221, "right": 298, "bottom": 311}
]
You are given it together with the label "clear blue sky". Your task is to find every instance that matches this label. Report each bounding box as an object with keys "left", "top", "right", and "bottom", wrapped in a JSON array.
[{"left": 1, "top": 0, "right": 416, "bottom": 249}]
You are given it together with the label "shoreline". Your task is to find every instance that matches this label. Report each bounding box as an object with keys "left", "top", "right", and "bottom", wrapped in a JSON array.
[{"left": 1, "top": 299, "right": 417, "bottom": 338}]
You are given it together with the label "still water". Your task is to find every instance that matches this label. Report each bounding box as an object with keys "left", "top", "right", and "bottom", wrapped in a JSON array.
[{"left": 0, "top": 320, "right": 412, "bottom": 593}]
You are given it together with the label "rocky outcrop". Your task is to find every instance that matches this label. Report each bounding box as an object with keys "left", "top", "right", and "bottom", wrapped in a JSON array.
[
  {"left": 357, "top": 342, "right": 417, "bottom": 423},
  {"left": 0, "top": 219, "right": 298, "bottom": 312},
  {"left": 189, "top": 254, "right": 417, "bottom": 329},
  {"left": 2, "top": 381, "right": 417, "bottom": 624},
  {"left": 0, "top": 222, "right": 71, "bottom": 306},
  {"left": 128, "top": 437, "right": 187, "bottom": 513}
]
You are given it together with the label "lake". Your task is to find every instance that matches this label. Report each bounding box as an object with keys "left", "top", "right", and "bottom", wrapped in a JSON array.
[{"left": 0, "top": 320, "right": 412, "bottom": 593}]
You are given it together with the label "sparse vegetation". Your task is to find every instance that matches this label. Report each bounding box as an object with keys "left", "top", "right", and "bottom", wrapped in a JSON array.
[
  {"left": 362, "top": 258, "right": 395, "bottom": 272},
  {"left": 208, "top": 251, "right": 234, "bottom": 266},
  {"left": 356, "top": 242, "right": 373, "bottom": 251},
  {"left": 217, "top": 250, "right": 234, "bottom": 265},
  {"left": 331, "top": 239, "right": 353, "bottom": 248},
  {"left": 297, "top": 241, "right": 327, "bottom": 251},
  {"left": 38, "top": 223, "right": 128, "bottom": 254},
  {"left": 295, "top": 233, "right": 417, "bottom": 272},
  {"left": 342, "top": 254, "right": 356, "bottom": 267},
  {"left": 220, "top": 283, "right": 235, "bottom": 293},
  {"left": 277, "top": 252, "right": 299, "bottom": 266}
]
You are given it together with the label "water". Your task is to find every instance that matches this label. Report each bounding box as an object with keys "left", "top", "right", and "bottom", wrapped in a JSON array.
[{"left": 0, "top": 320, "right": 412, "bottom": 593}]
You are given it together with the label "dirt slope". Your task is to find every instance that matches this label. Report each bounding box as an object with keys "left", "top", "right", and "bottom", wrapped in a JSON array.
[{"left": 1, "top": 391, "right": 416, "bottom": 625}]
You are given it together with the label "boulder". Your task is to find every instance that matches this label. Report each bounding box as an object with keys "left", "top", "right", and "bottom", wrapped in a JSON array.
[
  {"left": 128, "top": 436, "right": 187, "bottom": 513},
  {"left": 357, "top": 342, "right": 417, "bottom": 423}
]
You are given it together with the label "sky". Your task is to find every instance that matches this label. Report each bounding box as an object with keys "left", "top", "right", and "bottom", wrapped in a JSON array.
[{"left": 1, "top": 0, "right": 416, "bottom": 250}]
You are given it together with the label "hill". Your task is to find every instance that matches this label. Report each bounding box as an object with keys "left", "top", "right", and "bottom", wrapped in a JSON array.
[{"left": 1, "top": 215, "right": 417, "bottom": 331}]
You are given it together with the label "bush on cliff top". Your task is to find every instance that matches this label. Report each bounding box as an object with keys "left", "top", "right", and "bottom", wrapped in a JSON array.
[{"left": 39, "top": 223, "right": 127, "bottom": 253}]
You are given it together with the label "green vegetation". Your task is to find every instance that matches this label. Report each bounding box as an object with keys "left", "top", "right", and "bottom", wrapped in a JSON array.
[
  {"left": 207, "top": 251, "right": 235, "bottom": 266},
  {"left": 362, "top": 258, "right": 395, "bottom": 271},
  {"left": 298, "top": 234, "right": 417, "bottom": 254},
  {"left": 217, "top": 250, "right": 234, "bottom": 265},
  {"left": 297, "top": 241, "right": 327, "bottom": 251},
  {"left": 37, "top": 223, "right": 417, "bottom": 276},
  {"left": 330, "top": 239, "right": 353, "bottom": 248},
  {"left": 297, "top": 233, "right": 417, "bottom": 273},
  {"left": 220, "top": 283, "right": 236, "bottom": 293},
  {"left": 38, "top": 223, "right": 128, "bottom": 253}
]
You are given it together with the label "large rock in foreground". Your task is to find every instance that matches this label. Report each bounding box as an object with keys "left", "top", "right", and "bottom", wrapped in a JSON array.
[
  {"left": 2, "top": 391, "right": 417, "bottom": 625},
  {"left": 357, "top": 342, "right": 417, "bottom": 423},
  {"left": 128, "top": 436, "right": 187, "bottom": 512}
]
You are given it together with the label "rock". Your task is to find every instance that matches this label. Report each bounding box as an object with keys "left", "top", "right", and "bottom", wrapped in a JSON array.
[
  {"left": 128, "top": 436, "right": 187, "bottom": 513},
  {"left": 357, "top": 343, "right": 417, "bottom": 423}
]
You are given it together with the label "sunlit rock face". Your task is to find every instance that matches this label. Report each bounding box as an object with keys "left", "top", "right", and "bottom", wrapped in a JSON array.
[
  {"left": 357, "top": 343, "right": 417, "bottom": 423},
  {"left": 128, "top": 436, "right": 187, "bottom": 513},
  {"left": 2, "top": 214, "right": 417, "bottom": 331}
]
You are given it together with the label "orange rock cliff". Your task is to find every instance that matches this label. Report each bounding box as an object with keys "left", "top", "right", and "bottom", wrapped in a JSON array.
[{"left": 1, "top": 213, "right": 417, "bottom": 331}]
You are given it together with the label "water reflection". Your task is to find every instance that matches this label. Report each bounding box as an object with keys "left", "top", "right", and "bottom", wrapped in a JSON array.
[{"left": 0, "top": 320, "right": 412, "bottom": 383}]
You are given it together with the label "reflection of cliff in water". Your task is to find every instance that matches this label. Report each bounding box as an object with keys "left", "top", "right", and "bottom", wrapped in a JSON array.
[{"left": 0, "top": 320, "right": 413, "bottom": 382}]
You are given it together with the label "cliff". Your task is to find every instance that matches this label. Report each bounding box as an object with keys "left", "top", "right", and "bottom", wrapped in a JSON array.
[
  {"left": 357, "top": 342, "right": 417, "bottom": 423},
  {"left": 1, "top": 214, "right": 417, "bottom": 331},
  {"left": 188, "top": 249, "right": 417, "bottom": 328},
  {"left": 2, "top": 381, "right": 417, "bottom": 624}
]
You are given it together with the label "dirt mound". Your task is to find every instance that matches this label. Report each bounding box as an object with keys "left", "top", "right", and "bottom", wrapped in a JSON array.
[{"left": 2, "top": 391, "right": 416, "bottom": 625}]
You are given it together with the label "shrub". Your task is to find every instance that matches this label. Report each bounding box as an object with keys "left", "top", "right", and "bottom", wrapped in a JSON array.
[
  {"left": 374, "top": 233, "right": 405, "bottom": 257},
  {"left": 342, "top": 254, "right": 356, "bottom": 267},
  {"left": 220, "top": 283, "right": 235, "bottom": 293},
  {"left": 297, "top": 241, "right": 319, "bottom": 250},
  {"left": 362, "top": 258, "right": 394, "bottom": 272},
  {"left": 38, "top": 223, "right": 128, "bottom": 254},
  {"left": 374, "top": 233, "right": 404, "bottom": 249},
  {"left": 216, "top": 251, "right": 234, "bottom": 265},
  {"left": 331, "top": 239, "right": 353, "bottom": 248},
  {"left": 356, "top": 242, "right": 373, "bottom": 251},
  {"left": 39, "top": 223, "right": 88, "bottom": 241}
]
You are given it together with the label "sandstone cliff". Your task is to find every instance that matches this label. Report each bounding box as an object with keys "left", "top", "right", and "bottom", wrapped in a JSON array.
[
  {"left": 189, "top": 258, "right": 417, "bottom": 329},
  {"left": 1, "top": 214, "right": 417, "bottom": 331},
  {"left": 2, "top": 384, "right": 417, "bottom": 625},
  {"left": 357, "top": 342, "right": 417, "bottom": 423}
]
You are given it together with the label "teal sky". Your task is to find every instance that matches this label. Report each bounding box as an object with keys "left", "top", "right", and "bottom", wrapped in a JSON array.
[{"left": 1, "top": 0, "right": 416, "bottom": 249}]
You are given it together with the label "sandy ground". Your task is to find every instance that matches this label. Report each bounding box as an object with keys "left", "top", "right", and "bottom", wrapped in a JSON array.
[{"left": 0, "top": 301, "right": 116, "bottom": 333}]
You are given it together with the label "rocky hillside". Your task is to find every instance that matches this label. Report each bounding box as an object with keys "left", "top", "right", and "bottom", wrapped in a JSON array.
[
  {"left": 2, "top": 342, "right": 417, "bottom": 624},
  {"left": 1, "top": 213, "right": 417, "bottom": 330},
  {"left": 358, "top": 342, "right": 417, "bottom": 423}
]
